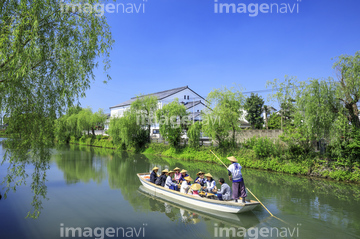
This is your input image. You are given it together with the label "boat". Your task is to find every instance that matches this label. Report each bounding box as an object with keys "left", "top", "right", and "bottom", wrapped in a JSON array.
[
  {"left": 137, "top": 173, "right": 260, "bottom": 213},
  {"left": 138, "top": 185, "right": 261, "bottom": 228}
]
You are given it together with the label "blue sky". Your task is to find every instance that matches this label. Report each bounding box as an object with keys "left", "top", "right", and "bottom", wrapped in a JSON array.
[{"left": 80, "top": 0, "right": 360, "bottom": 113}]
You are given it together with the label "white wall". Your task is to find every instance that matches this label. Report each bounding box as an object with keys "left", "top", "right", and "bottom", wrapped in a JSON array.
[{"left": 109, "top": 88, "right": 207, "bottom": 137}]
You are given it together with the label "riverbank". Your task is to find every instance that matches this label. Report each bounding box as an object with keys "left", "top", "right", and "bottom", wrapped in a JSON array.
[
  {"left": 64, "top": 135, "right": 360, "bottom": 183},
  {"left": 142, "top": 143, "right": 360, "bottom": 183}
]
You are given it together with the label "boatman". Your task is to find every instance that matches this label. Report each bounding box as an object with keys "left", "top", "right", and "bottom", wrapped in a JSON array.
[
  {"left": 227, "top": 156, "right": 247, "bottom": 203},
  {"left": 150, "top": 166, "right": 159, "bottom": 184}
]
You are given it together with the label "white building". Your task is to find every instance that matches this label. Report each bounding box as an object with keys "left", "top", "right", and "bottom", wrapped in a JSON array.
[{"left": 107, "top": 86, "right": 207, "bottom": 137}]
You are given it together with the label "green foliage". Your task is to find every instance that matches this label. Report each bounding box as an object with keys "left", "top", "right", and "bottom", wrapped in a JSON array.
[
  {"left": 108, "top": 109, "right": 148, "bottom": 151},
  {"left": 131, "top": 95, "right": 158, "bottom": 142},
  {"left": 296, "top": 79, "right": 340, "bottom": 142},
  {"left": 345, "top": 128, "right": 360, "bottom": 164},
  {"left": 1, "top": 0, "right": 113, "bottom": 218},
  {"left": 156, "top": 99, "right": 189, "bottom": 147},
  {"left": 202, "top": 86, "right": 245, "bottom": 147},
  {"left": 333, "top": 51, "right": 360, "bottom": 129},
  {"left": 187, "top": 121, "right": 202, "bottom": 148},
  {"left": 243, "top": 136, "right": 283, "bottom": 158},
  {"left": 266, "top": 76, "right": 300, "bottom": 129},
  {"left": 54, "top": 107, "right": 107, "bottom": 143},
  {"left": 245, "top": 93, "right": 264, "bottom": 129},
  {"left": 108, "top": 117, "right": 122, "bottom": 147},
  {"left": 280, "top": 126, "right": 313, "bottom": 159},
  {"left": 267, "top": 112, "right": 281, "bottom": 129}
]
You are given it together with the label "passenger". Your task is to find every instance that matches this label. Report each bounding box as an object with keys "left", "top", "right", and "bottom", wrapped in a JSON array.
[
  {"left": 203, "top": 173, "right": 216, "bottom": 193},
  {"left": 180, "top": 176, "right": 193, "bottom": 194},
  {"left": 215, "top": 178, "right": 231, "bottom": 201},
  {"left": 155, "top": 169, "right": 168, "bottom": 187},
  {"left": 150, "top": 167, "right": 159, "bottom": 184},
  {"left": 173, "top": 167, "right": 181, "bottom": 183},
  {"left": 179, "top": 169, "right": 189, "bottom": 183},
  {"left": 189, "top": 183, "right": 201, "bottom": 197},
  {"left": 227, "top": 156, "right": 247, "bottom": 203},
  {"left": 194, "top": 171, "right": 206, "bottom": 186},
  {"left": 165, "top": 171, "right": 178, "bottom": 190}
]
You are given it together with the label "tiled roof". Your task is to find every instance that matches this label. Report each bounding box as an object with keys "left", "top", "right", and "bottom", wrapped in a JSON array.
[
  {"left": 110, "top": 86, "right": 205, "bottom": 109},
  {"left": 181, "top": 100, "right": 202, "bottom": 110}
]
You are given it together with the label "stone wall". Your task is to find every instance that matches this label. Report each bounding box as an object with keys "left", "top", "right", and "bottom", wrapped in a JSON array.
[{"left": 235, "top": 129, "right": 283, "bottom": 143}]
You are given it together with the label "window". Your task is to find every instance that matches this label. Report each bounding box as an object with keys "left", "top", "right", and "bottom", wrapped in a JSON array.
[
  {"left": 187, "top": 95, "right": 189, "bottom": 100},
  {"left": 184, "top": 95, "right": 186, "bottom": 99},
  {"left": 153, "top": 129, "right": 160, "bottom": 134}
]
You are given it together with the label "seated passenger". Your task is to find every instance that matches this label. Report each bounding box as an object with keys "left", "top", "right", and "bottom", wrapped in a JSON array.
[
  {"left": 215, "top": 178, "right": 231, "bottom": 201},
  {"left": 194, "top": 171, "right": 206, "bottom": 186},
  {"left": 188, "top": 183, "right": 201, "bottom": 197},
  {"left": 150, "top": 167, "right": 159, "bottom": 184},
  {"left": 203, "top": 173, "right": 216, "bottom": 193},
  {"left": 173, "top": 167, "right": 181, "bottom": 183},
  {"left": 165, "top": 171, "right": 178, "bottom": 190},
  {"left": 155, "top": 169, "right": 168, "bottom": 187},
  {"left": 179, "top": 169, "right": 189, "bottom": 184},
  {"left": 180, "top": 176, "right": 193, "bottom": 194}
]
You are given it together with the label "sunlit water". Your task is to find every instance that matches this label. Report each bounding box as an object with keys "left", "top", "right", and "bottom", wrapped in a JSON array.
[{"left": 1, "top": 140, "right": 360, "bottom": 239}]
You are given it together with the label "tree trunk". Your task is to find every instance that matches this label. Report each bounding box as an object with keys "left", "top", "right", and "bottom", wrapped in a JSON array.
[
  {"left": 92, "top": 127, "right": 95, "bottom": 136},
  {"left": 232, "top": 127, "right": 236, "bottom": 146},
  {"left": 346, "top": 102, "right": 360, "bottom": 129},
  {"left": 264, "top": 108, "right": 268, "bottom": 130}
]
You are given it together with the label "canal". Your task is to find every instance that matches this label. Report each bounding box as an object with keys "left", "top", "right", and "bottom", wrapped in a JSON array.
[{"left": 1, "top": 141, "right": 360, "bottom": 238}]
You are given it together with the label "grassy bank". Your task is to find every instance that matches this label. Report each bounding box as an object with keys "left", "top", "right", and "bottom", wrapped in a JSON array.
[
  {"left": 142, "top": 143, "right": 360, "bottom": 182},
  {"left": 67, "top": 135, "right": 116, "bottom": 149},
  {"left": 62, "top": 135, "right": 360, "bottom": 183}
]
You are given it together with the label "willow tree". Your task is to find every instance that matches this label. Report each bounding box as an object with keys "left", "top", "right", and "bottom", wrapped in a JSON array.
[
  {"left": 333, "top": 51, "right": 360, "bottom": 129},
  {"left": 156, "top": 99, "right": 189, "bottom": 147},
  {"left": 295, "top": 79, "right": 341, "bottom": 153},
  {"left": 202, "top": 86, "right": 245, "bottom": 147},
  {"left": 266, "top": 76, "right": 300, "bottom": 129},
  {"left": 131, "top": 95, "right": 158, "bottom": 142},
  {"left": 0, "top": 0, "right": 113, "bottom": 218}
]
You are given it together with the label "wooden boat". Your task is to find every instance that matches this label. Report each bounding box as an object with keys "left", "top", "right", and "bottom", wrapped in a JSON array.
[
  {"left": 138, "top": 185, "right": 261, "bottom": 228},
  {"left": 137, "top": 173, "right": 260, "bottom": 214}
]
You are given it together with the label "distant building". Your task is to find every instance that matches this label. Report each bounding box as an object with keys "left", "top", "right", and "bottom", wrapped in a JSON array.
[{"left": 107, "top": 86, "right": 207, "bottom": 137}]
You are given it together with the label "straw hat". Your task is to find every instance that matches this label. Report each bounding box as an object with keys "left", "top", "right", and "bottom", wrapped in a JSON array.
[
  {"left": 184, "top": 176, "right": 193, "bottom": 181},
  {"left": 204, "top": 173, "right": 213, "bottom": 178},
  {"left": 162, "top": 169, "right": 169, "bottom": 173},
  {"left": 227, "top": 156, "right": 238, "bottom": 162},
  {"left": 192, "top": 218, "right": 200, "bottom": 224},
  {"left": 167, "top": 170, "right": 174, "bottom": 174},
  {"left": 196, "top": 171, "right": 204, "bottom": 176},
  {"left": 173, "top": 167, "right": 181, "bottom": 171},
  {"left": 190, "top": 183, "right": 201, "bottom": 191},
  {"left": 152, "top": 166, "right": 159, "bottom": 171},
  {"left": 180, "top": 169, "right": 187, "bottom": 174}
]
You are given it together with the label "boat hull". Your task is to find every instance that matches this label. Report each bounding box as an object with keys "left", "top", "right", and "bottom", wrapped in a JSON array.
[{"left": 137, "top": 173, "right": 259, "bottom": 214}]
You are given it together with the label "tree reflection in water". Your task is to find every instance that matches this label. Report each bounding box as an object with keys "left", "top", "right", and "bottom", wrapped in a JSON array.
[{"left": 1, "top": 139, "right": 50, "bottom": 218}]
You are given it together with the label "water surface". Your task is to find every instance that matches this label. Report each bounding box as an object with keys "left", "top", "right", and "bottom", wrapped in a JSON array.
[{"left": 1, "top": 142, "right": 360, "bottom": 239}]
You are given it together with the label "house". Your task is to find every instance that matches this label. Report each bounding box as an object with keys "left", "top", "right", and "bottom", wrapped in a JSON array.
[
  {"left": 107, "top": 86, "right": 207, "bottom": 137},
  {"left": 240, "top": 106, "right": 277, "bottom": 128}
]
